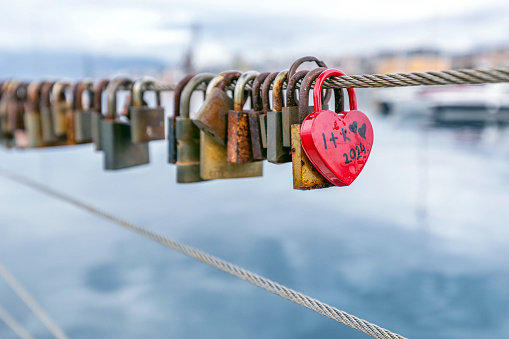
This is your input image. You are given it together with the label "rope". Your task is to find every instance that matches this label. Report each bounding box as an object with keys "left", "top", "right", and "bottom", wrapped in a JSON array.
[
  {"left": 0, "top": 261, "right": 69, "bottom": 339},
  {"left": 0, "top": 303, "right": 34, "bottom": 339},
  {"left": 0, "top": 167, "right": 407, "bottom": 339}
]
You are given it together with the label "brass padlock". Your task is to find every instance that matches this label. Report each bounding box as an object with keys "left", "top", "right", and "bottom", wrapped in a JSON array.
[
  {"left": 249, "top": 72, "right": 270, "bottom": 161},
  {"left": 227, "top": 71, "right": 262, "bottom": 164},
  {"left": 176, "top": 73, "right": 214, "bottom": 183},
  {"left": 40, "top": 81, "right": 66, "bottom": 145},
  {"left": 100, "top": 77, "right": 150, "bottom": 170},
  {"left": 0, "top": 81, "right": 15, "bottom": 148},
  {"left": 73, "top": 80, "right": 94, "bottom": 143},
  {"left": 292, "top": 67, "right": 344, "bottom": 190},
  {"left": 51, "top": 81, "right": 72, "bottom": 138},
  {"left": 193, "top": 70, "right": 241, "bottom": 145},
  {"left": 283, "top": 56, "right": 331, "bottom": 147},
  {"left": 267, "top": 69, "right": 291, "bottom": 164},
  {"left": 130, "top": 77, "right": 165, "bottom": 143},
  {"left": 168, "top": 74, "right": 195, "bottom": 164},
  {"left": 258, "top": 72, "right": 278, "bottom": 150},
  {"left": 199, "top": 72, "right": 262, "bottom": 180},
  {"left": 24, "top": 81, "right": 44, "bottom": 148},
  {"left": 91, "top": 79, "right": 110, "bottom": 151},
  {"left": 9, "top": 82, "right": 29, "bottom": 149}
]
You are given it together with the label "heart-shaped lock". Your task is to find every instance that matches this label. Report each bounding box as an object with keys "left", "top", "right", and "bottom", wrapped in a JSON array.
[{"left": 300, "top": 69, "right": 374, "bottom": 186}]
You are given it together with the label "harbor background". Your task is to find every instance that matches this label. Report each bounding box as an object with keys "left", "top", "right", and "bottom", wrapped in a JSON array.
[{"left": 1, "top": 0, "right": 509, "bottom": 338}]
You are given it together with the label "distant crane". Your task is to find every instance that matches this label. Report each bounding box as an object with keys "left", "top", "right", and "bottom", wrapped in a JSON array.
[{"left": 183, "top": 23, "right": 202, "bottom": 74}]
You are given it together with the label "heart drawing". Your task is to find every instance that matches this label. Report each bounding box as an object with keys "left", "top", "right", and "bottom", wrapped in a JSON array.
[{"left": 300, "top": 109, "right": 374, "bottom": 186}]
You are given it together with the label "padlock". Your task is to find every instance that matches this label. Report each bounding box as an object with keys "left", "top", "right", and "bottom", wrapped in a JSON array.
[
  {"left": 301, "top": 69, "right": 373, "bottom": 186},
  {"left": 193, "top": 71, "right": 241, "bottom": 145},
  {"left": 91, "top": 79, "right": 110, "bottom": 151},
  {"left": 9, "top": 82, "right": 29, "bottom": 149},
  {"left": 249, "top": 72, "right": 270, "bottom": 160},
  {"left": 168, "top": 74, "right": 195, "bottom": 164},
  {"left": 0, "top": 81, "right": 15, "bottom": 148},
  {"left": 130, "top": 77, "right": 165, "bottom": 143},
  {"left": 283, "top": 56, "right": 331, "bottom": 147},
  {"left": 258, "top": 72, "right": 278, "bottom": 149},
  {"left": 292, "top": 67, "right": 344, "bottom": 190},
  {"left": 227, "top": 71, "right": 262, "bottom": 164},
  {"left": 51, "top": 81, "right": 72, "bottom": 138},
  {"left": 176, "top": 73, "right": 214, "bottom": 183},
  {"left": 199, "top": 72, "right": 263, "bottom": 180},
  {"left": 267, "top": 69, "right": 291, "bottom": 163},
  {"left": 73, "top": 80, "right": 94, "bottom": 143},
  {"left": 100, "top": 77, "right": 149, "bottom": 170},
  {"left": 24, "top": 81, "right": 44, "bottom": 148}
]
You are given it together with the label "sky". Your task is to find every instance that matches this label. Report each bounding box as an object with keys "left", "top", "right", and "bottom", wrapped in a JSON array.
[{"left": 1, "top": 0, "right": 509, "bottom": 68}]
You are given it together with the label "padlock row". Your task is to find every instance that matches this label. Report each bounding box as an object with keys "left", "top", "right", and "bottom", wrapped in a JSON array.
[{"left": 0, "top": 56, "right": 370, "bottom": 190}]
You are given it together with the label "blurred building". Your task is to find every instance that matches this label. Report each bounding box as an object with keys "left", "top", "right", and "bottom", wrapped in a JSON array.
[{"left": 375, "top": 48, "right": 452, "bottom": 74}]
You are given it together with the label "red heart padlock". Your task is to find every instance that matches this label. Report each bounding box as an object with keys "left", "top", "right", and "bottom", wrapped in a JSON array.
[{"left": 300, "top": 69, "right": 374, "bottom": 186}]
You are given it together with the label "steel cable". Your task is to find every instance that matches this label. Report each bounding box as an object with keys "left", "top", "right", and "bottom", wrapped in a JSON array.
[
  {"left": 0, "top": 167, "right": 407, "bottom": 339},
  {"left": 0, "top": 261, "right": 69, "bottom": 339}
]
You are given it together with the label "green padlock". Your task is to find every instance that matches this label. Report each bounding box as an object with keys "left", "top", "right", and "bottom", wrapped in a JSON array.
[
  {"left": 91, "top": 79, "right": 110, "bottom": 151},
  {"left": 73, "top": 80, "right": 94, "bottom": 144},
  {"left": 176, "top": 73, "right": 214, "bottom": 183},
  {"left": 267, "top": 69, "right": 291, "bottom": 164},
  {"left": 100, "top": 77, "right": 150, "bottom": 170}
]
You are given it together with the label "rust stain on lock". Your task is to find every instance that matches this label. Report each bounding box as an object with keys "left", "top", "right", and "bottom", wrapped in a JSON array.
[{"left": 227, "top": 111, "right": 252, "bottom": 163}]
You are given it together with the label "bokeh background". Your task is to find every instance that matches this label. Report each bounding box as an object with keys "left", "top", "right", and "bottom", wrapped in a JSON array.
[{"left": 1, "top": 0, "right": 509, "bottom": 338}]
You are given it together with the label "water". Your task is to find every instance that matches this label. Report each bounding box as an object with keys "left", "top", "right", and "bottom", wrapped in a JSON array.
[{"left": 1, "top": 105, "right": 509, "bottom": 338}]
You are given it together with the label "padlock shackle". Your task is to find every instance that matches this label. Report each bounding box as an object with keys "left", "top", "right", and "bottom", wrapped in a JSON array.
[
  {"left": 26, "top": 81, "right": 44, "bottom": 110},
  {"left": 173, "top": 74, "right": 195, "bottom": 119},
  {"left": 288, "top": 56, "right": 327, "bottom": 79},
  {"left": 261, "top": 72, "right": 278, "bottom": 112},
  {"left": 272, "top": 69, "right": 288, "bottom": 112},
  {"left": 179, "top": 73, "right": 214, "bottom": 118},
  {"left": 313, "top": 69, "right": 356, "bottom": 113},
  {"left": 93, "top": 79, "right": 110, "bottom": 113},
  {"left": 288, "top": 56, "right": 332, "bottom": 106},
  {"left": 40, "top": 81, "right": 56, "bottom": 108},
  {"left": 74, "top": 80, "right": 94, "bottom": 111},
  {"left": 52, "top": 81, "right": 72, "bottom": 104},
  {"left": 251, "top": 72, "right": 270, "bottom": 111},
  {"left": 286, "top": 70, "right": 308, "bottom": 107},
  {"left": 106, "top": 77, "right": 133, "bottom": 120},
  {"left": 206, "top": 71, "right": 242, "bottom": 96},
  {"left": 233, "top": 71, "right": 259, "bottom": 111},
  {"left": 132, "top": 76, "right": 161, "bottom": 107}
]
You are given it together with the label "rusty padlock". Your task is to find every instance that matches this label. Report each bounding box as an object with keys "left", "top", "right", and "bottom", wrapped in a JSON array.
[
  {"left": 283, "top": 56, "right": 331, "bottom": 147},
  {"left": 39, "top": 81, "right": 62, "bottom": 145},
  {"left": 24, "top": 81, "right": 45, "bottom": 148},
  {"left": 249, "top": 72, "right": 270, "bottom": 160},
  {"left": 176, "top": 73, "right": 214, "bottom": 183},
  {"left": 51, "top": 81, "right": 72, "bottom": 138},
  {"left": 193, "top": 70, "right": 241, "bottom": 145},
  {"left": 0, "top": 81, "right": 15, "bottom": 147},
  {"left": 9, "top": 82, "right": 29, "bottom": 149},
  {"left": 199, "top": 72, "right": 262, "bottom": 180},
  {"left": 100, "top": 77, "right": 149, "bottom": 170},
  {"left": 91, "top": 79, "right": 110, "bottom": 151},
  {"left": 258, "top": 72, "right": 278, "bottom": 150},
  {"left": 130, "top": 77, "right": 165, "bottom": 143},
  {"left": 73, "top": 80, "right": 94, "bottom": 143},
  {"left": 227, "top": 71, "right": 262, "bottom": 164},
  {"left": 168, "top": 74, "right": 195, "bottom": 164},
  {"left": 267, "top": 69, "right": 291, "bottom": 163},
  {"left": 292, "top": 67, "right": 343, "bottom": 190}
]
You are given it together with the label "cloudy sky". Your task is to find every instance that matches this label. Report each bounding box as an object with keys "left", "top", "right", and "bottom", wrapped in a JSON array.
[{"left": 2, "top": 0, "right": 509, "bottom": 68}]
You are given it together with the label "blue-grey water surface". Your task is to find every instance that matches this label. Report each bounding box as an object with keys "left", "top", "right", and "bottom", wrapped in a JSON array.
[{"left": 1, "top": 97, "right": 509, "bottom": 338}]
